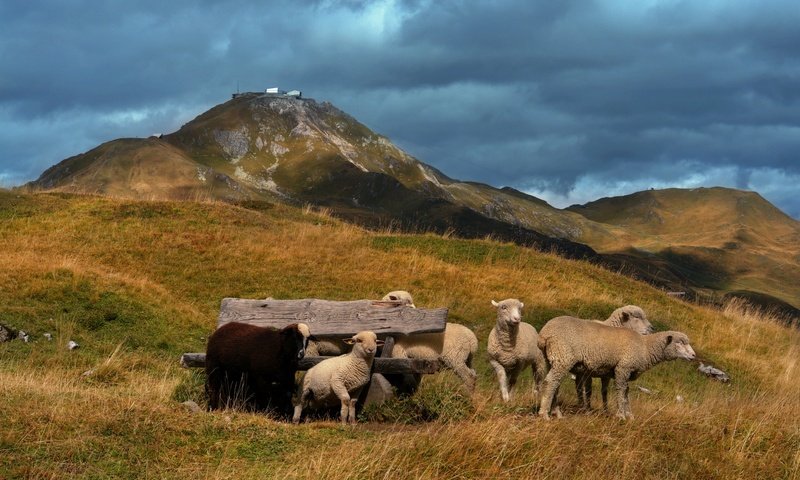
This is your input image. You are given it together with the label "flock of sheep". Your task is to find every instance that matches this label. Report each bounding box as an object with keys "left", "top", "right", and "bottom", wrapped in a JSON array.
[{"left": 205, "top": 291, "right": 696, "bottom": 424}]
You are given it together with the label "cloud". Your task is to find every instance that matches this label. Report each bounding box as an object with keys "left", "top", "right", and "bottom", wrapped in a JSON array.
[{"left": 1, "top": 0, "right": 799, "bottom": 218}]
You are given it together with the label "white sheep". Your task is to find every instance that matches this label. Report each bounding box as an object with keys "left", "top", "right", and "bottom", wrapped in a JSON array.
[
  {"left": 537, "top": 317, "right": 696, "bottom": 420},
  {"left": 486, "top": 299, "right": 548, "bottom": 405},
  {"left": 576, "top": 305, "right": 654, "bottom": 409},
  {"left": 293, "top": 331, "right": 383, "bottom": 424},
  {"left": 382, "top": 290, "right": 416, "bottom": 308},
  {"left": 304, "top": 291, "right": 415, "bottom": 357},
  {"left": 383, "top": 291, "right": 479, "bottom": 393}
]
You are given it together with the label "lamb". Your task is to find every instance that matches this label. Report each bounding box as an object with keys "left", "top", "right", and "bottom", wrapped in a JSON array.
[
  {"left": 486, "top": 299, "right": 548, "bottom": 404},
  {"left": 205, "top": 322, "right": 311, "bottom": 415},
  {"left": 382, "top": 290, "right": 416, "bottom": 308},
  {"left": 576, "top": 305, "right": 654, "bottom": 409},
  {"left": 304, "top": 291, "right": 416, "bottom": 357},
  {"left": 383, "top": 291, "right": 479, "bottom": 393},
  {"left": 537, "top": 317, "right": 696, "bottom": 420},
  {"left": 293, "top": 331, "right": 384, "bottom": 424}
]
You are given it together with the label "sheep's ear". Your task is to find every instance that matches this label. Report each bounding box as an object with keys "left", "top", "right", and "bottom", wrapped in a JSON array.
[
  {"left": 491, "top": 300, "right": 499, "bottom": 307},
  {"left": 520, "top": 302, "right": 524, "bottom": 309},
  {"left": 620, "top": 311, "right": 630, "bottom": 323},
  {"left": 665, "top": 335, "right": 673, "bottom": 345},
  {"left": 342, "top": 338, "right": 356, "bottom": 345}
]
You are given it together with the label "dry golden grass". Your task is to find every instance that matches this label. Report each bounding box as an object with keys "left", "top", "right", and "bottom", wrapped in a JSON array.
[{"left": 1, "top": 191, "right": 799, "bottom": 479}]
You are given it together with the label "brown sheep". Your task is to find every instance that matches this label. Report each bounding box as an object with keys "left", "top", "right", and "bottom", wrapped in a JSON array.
[{"left": 205, "top": 322, "right": 311, "bottom": 416}]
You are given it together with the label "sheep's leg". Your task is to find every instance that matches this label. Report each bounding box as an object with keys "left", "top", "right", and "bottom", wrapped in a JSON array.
[
  {"left": 292, "top": 388, "right": 311, "bottom": 424},
  {"left": 539, "top": 365, "right": 569, "bottom": 420},
  {"left": 332, "top": 381, "right": 352, "bottom": 425},
  {"left": 446, "top": 358, "right": 477, "bottom": 394},
  {"left": 507, "top": 368, "right": 521, "bottom": 400},
  {"left": 574, "top": 372, "right": 589, "bottom": 410},
  {"left": 600, "top": 377, "right": 611, "bottom": 411},
  {"left": 531, "top": 355, "right": 548, "bottom": 401},
  {"left": 614, "top": 370, "right": 631, "bottom": 420},
  {"left": 584, "top": 375, "right": 593, "bottom": 410},
  {"left": 489, "top": 359, "right": 511, "bottom": 402},
  {"left": 348, "top": 398, "right": 358, "bottom": 425},
  {"left": 206, "top": 367, "right": 220, "bottom": 411}
]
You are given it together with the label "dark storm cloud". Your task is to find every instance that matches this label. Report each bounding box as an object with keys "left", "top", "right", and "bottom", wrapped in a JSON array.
[{"left": 1, "top": 0, "right": 799, "bottom": 218}]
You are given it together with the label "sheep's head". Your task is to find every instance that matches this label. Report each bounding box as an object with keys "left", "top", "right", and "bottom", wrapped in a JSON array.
[
  {"left": 284, "top": 323, "right": 313, "bottom": 360},
  {"left": 492, "top": 299, "right": 524, "bottom": 326},
  {"left": 343, "top": 331, "right": 384, "bottom": 359},
  {"left": 662, "top": 331, "right": 696, "bottom": 361},
  {"left": 612, "top": 305, "right": 654, "bottom": 335},
  {"left": 382, "top": 290, "right": 416, "bottom": 308}
]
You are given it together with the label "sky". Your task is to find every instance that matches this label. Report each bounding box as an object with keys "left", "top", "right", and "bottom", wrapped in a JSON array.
[{"left": 2, "top": 0, "right": 799, "bottom": 218}]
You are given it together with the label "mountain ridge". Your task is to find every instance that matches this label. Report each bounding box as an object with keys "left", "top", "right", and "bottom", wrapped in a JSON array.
[{"left": 25, "top": 93, "right": 800, "bottom": 316}]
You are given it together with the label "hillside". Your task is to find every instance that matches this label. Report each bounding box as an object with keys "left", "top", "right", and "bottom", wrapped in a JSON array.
[
  {"left": 568, "top": 188, "right": 800, "bottom": 313},
  {"left": 1, "top": 190, "right": 799, "bottom": 478},
  {"left": 25, "top": 93, "right": 800, "bottom": 314}
]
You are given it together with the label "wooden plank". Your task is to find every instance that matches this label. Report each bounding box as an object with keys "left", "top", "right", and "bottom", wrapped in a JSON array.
[
  {"left": 180, "top": 353, "right": 440, "bottom": 375},
  {"left": 217, "top": 298, "right": 447, "bottom": 336}
]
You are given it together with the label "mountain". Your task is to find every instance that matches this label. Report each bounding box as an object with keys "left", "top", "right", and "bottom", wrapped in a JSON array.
[
  {"left": 568, "top": 188, "right": 800, "bottom": 315},
  {"left": 26, "top": 93, "right": 800, "bottom": 316},
  {"left": 29, "top": 93, "right": 598, "bottom": 258}
]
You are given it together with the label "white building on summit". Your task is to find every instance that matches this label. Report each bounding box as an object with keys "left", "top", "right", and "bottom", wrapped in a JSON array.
[
  {"left": 232, "top": 87, "right": 302, "bottom": 99},
  {"left": 266, "top": 87, "right": 302, "bottom": 98}
]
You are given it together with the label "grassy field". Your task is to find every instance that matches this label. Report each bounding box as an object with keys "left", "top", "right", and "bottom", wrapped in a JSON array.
[{"left": 1, "top": 190, "right": 798, "bottom": 479}]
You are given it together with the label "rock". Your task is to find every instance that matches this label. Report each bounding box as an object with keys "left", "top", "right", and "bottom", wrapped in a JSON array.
[
  {"left": 181, "top": 400, "right": 203, "bottom": 414},
  {"left": 67, "top": 340, "right": 79, "bottom": 350},
  {"left": 82, "top": 369, "right": 94, "bottom": 377},
  {"left": 637, "top": 386, "right": 654, "bottom": 394},
  {"left": 698, "top": 363, "right": 731, "bottom": 383},
  {"left": 676, "top": 395, "right": 684, "bottom": 403},
  {"left": 0, "top": 324, "right": 14, "bottom": 342},
  {"left": 363, "top": 373, "right": 395, "bottom": 407},
  {"left": 17, "top": 330, "right": 30, "bottom": 343},
  {"left": 43, "top": 333, "right": 53, "bottom": 341}
]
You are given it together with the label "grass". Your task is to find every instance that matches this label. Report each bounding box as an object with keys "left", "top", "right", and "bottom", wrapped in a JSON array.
[{"left": 1, "top": 190, "right": 799, "bottom": 479}]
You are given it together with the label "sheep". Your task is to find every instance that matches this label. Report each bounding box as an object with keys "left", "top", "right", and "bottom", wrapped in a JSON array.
[
  {"left": 382, "top": 290, "right": 416, "bottom": 308},
  {"left": 486, "top": 299, "right": 548, "bottom": 405},
  {"left": 575, "top": 305, "right": 654, "bottom": 410},
  {"left": 537, "top": 317, "right": 696, "bottom": 420},
  {"left": 205, "top": 322, "right": 311, "bottom": 415},
  {"left": 382, "top": 291, "right": 479, "bottom": 393},
  {"left": 304, "top": 291, "right": 416, "bottom": 357},
  {"left": 293, "top": 331, "right": 384, "bottom": 424}
]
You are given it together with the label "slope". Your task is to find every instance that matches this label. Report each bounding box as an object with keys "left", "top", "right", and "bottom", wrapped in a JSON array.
[
  {"left": 1, "top": 190, "right": 798, "bottom": 478},
  {"left": 568, "top": 187, "right": 800, "bottom": 311},
  {"left": 24, "top": 94, "right": 800, "bottom": 312}
]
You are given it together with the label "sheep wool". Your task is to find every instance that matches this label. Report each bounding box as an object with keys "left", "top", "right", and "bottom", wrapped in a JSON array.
[
  {"left": 382, "top": 291, "right": 479, "bottom": 393},
  {"left": 538, "top": 317, "right": 696, "bottom": 420},
  {"left": 486, "top": 299, "right": 548, "bottom": 404},
  {"left": 577, "top": 305, "right": 654, "bottom": 409},
  {"left": 293, "top": 331, "right": 383, "bottom": 424}
]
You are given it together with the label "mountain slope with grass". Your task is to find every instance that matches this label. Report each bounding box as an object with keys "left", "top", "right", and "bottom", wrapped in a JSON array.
[
  {"left": 1, "top": 190, "right": 799, "bottom": 479},
  {"left": 568, "top": 187, "right": 800, "bottom": 315},
  {"left": 25, "top": 93, "right": 800, "bottom": 314}
]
